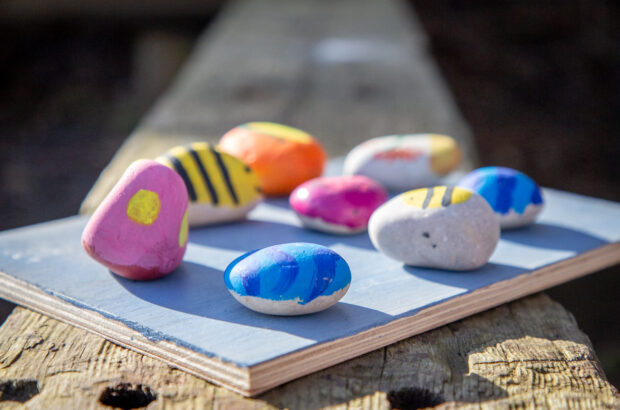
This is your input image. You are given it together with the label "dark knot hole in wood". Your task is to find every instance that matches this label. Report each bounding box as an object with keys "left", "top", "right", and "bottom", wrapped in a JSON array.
[
  {"left": 0, "top": 379, "right": 40, "bottom": 403},
  {"left": 99, "top": 383, "right": 157, "bottom": 409},
  {"left": 387, "top": 387, "right": 444, "bottom": 410}
]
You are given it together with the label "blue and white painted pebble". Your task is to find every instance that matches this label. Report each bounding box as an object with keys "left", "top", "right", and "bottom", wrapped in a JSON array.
[
  {"left": 224, "top": 243, "right": 352, "bottom": 315},
  {"left": 458, "top": 166, "right": 544, "bottom": 229},
  {"left": 368, "top": 186, "right": 500, "bottom": 270}
]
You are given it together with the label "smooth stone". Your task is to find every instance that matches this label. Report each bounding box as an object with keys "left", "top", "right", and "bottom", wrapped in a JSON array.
[
  {"left": 224, "top": 243, "right": 351, "bottom": 315},
  {"left": 343, "top": 134, "right": 461, "bottom": 191},
  {"left": 156, "top": 142, "right": 263, "bottom": 227},
  {"left": 458, "top": 166, "right": 544, "bottom": 229},
  {"left": 368, "top": 186, "right": 499, "bottom": 270},
  {"left": 289, "top": 175, "right": 388, "bottom": 234},
  {"left": 218, "top": 122, "right": 327, "bottom": 196},
  {"left": 82, "top": 159, "right": 189, "bottom": 280}
]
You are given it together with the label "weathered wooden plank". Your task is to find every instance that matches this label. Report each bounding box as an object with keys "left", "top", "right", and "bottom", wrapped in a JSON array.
[
  {"left": 1, "top": 0, "right": 617, "bottom": 407},
  {"left": 80, "top": 0, "right": 475, "bottom": 214},
  {"left": 0, "top": 296, "right": 617, "bottom": 408}
]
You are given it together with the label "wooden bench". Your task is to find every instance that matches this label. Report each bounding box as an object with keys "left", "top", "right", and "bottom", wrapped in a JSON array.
[{"left": 0, "top": 0, "right": 617, "bottom": 407}]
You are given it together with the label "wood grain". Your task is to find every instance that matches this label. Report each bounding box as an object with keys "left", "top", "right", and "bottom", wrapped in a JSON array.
[
  {"left": 0, "top": 296, "right": 617, "bottom": 408},
  {"left": 1, "top": 0, "right": 618, "bottom": 407}
]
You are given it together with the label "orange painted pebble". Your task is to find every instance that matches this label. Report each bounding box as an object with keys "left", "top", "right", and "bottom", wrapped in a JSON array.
[{"left": 218, "top": 122, "right": 327, "bottom": 196}]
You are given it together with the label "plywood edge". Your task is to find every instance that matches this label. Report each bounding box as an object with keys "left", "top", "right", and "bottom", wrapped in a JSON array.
[
  {"left": 247, "top": 242, "right": 620, "bottom": 395},
  {"left": 0, "top": 271, "right": 251, "bottom": 396},
  {"left": 1, "top": 242, "right": 618, "bottom": 397}
]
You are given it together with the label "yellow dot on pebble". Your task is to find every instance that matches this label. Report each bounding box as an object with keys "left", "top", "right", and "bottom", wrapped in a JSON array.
[
  {"left": 127, "top": 189, "right": 161, "bottom": 225},
  {"left": 178, "top": 210, "right": 189, "bottom": 247}
]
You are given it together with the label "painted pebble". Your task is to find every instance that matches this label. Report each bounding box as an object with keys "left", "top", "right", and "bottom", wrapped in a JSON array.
[
  {"left": 156, "top": 142, "right": 263, "bottom": 227},
  {"left": 289, "top": 175, "right": 388, "bottom": 234},
  {"left": 224, "top": 243, "right": 351, "bottom": 315},
  {"left": 368, "top": 186, "right": 499, "bottom": 270},
  {"left": 218, "top": 122, "right": 327, "bottom": 196},
  {"left": 344, "top": 134, "right": 461, "bottom": 191},
  {"left": 458, "top": 166, "right": 544, "bottom": 229},
  {"left": 82, "top": 159, "right": 189, "bottom": 280}
]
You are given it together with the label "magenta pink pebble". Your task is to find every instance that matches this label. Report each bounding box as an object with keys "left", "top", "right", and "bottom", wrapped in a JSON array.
[
  {"left": 289, "top": 175, "right": 388, "bottom": 234},
  {"left": 81, "top": 159, "right": 189, "bottom": 280}
]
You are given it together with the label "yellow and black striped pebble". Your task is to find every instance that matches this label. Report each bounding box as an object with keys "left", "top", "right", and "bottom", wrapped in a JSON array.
[
  {"left": 156, "top": 143, "right": 262, "bottom": 207},
  {"left": 401, "top": 186, "right": 472, "bottom": 209}
]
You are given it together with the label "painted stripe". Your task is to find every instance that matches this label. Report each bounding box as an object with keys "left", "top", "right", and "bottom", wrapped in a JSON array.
[
  {"left": 306, "top": 250, "right": 336, "bottom": 303},
  {"left": 531, "top": 187, "right": 543, "bottom": 205},
  {"left": 442, "top": 186, "right": 454, "bottom": 207},
  {"left": 166, "top": 155, "right": 197, "bottom": 201},
  {"left": 189, "top": 147, "right": 219, "bottom": 205},
  {"left": 198, "top": 144, "right": 231, "bottom": 206},
  {"left": 495, "top": 175, "right": 516, "bottom": 214},
  {"left": 211, "top": 148, "right": 239, "bottom": 205},
  {"left": 241, "top": 272, "right": 261, "bottom": 297},
  {"left": 175, "top": 148, "right": 209, "bottom": 203},
  {"left": 427, "top": 186, "right": 447, "bottom": 208},
  {"left": 422, "top": 187, "right": 434, "bottom": 209},
  {"left": 266, "top": 248, "right": 299, "bottom": 296}
]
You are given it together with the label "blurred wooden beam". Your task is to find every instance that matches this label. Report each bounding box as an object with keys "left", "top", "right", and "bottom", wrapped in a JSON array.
[{"left": 80, "top": 0, "right": 476, "bottom": 214}]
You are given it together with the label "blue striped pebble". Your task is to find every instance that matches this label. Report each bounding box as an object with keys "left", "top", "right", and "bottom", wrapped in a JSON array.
[
  {"left": 458, "top": 167, "right": 543, "bottom": 228},
  {"left": 224, "top": 243, "right": 351, "bottom": 315}
]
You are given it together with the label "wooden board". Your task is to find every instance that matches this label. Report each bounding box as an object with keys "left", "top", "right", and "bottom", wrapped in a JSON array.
[{"left": 1, "top": 170, "right": 619, "bottom": 396}]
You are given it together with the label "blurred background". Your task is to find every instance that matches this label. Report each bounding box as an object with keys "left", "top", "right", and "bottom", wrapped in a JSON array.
[{"left": 0, "top": 0, "right": 618, "bottom": 386}]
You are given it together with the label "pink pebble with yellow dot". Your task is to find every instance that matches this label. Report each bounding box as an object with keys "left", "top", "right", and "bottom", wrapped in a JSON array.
[{"left": 81, "top": 159, "right": 189, "bottom": 280}]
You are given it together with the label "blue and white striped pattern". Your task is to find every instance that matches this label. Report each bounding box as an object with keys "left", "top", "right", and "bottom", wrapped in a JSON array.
[{"left": 224, "top": 243, "right": 351, "bottom": 305}]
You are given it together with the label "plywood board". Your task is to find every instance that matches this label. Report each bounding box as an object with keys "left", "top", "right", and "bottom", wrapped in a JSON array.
[{"left": 0, "top": 180, "right": 619, "bottom": 396}]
